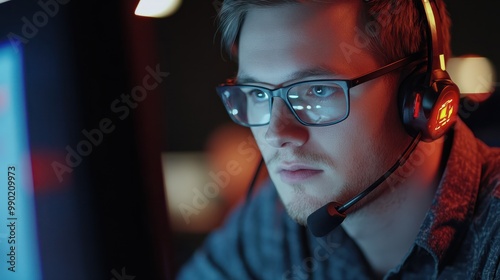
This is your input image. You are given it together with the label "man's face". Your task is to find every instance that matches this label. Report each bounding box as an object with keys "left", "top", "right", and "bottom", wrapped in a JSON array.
[{"left": 237, "top": 2, "right": 411, "bottom": 225}]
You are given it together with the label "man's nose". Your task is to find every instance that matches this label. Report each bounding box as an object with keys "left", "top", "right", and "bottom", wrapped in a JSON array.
[{"left": 264, "top": 98, "right": 308, "bottom": 148}]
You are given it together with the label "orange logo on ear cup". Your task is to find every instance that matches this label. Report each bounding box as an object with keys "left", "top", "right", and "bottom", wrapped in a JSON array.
[{"left": 435, "top": 98, "right": 454, "bottom": 131}]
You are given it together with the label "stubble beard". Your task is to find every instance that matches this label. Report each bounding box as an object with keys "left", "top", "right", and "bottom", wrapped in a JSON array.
[
  {"left": 283, "top": 186, "right": 324, "bottom": 226},
  {"left": 282, "top": 177, "right": 399, "bottom": 228},
  {"left": 281, "top": 180, "right": 360, "bottom": 226},
  {"left": 278, "top": 153, "right": 398, "bottom": 227}
]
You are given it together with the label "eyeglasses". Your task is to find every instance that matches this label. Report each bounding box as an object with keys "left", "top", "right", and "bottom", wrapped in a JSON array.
[{"left": 216, "top": 52, "right": 424, "bottom": 127}]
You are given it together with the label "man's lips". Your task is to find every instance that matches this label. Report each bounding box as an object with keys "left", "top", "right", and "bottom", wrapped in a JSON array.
[{"left": 277, "top": 163, "right": 323, "bottom": 183}]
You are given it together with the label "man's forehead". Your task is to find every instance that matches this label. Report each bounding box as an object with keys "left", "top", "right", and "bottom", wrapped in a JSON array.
[
  {"left": 237, "top": 2, "right": 366, "bottom": 56},
  {"left": 236, "top": 67, "right": 340, "bottom": 87},
  {"left": 236, "top": 2, "right": 375, "bottom": 85}
]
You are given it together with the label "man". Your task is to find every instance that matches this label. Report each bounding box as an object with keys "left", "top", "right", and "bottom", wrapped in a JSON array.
[{"left": 177, "top": 0, "right": 500, "bottom": 279}]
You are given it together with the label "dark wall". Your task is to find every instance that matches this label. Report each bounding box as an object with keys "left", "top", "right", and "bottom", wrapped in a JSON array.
[
  {"left": 156, "top": 1, "right": 238, "bottom": 152},
  {"left": 445, "top": 0, "right": 500, "bottom": 75}
]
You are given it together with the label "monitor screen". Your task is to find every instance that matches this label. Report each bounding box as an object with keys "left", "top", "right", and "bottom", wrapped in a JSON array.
[{"left": 0, "top": 41, "right": 42, "bottom": 279}]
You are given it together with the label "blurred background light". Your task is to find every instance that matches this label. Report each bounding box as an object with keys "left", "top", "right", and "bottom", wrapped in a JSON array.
[
  {"left": 447, "top": 55, "right": 496, "bottom": 96},
  {"left": 134, "top": 0, "right": 182, "bottom": 18}
]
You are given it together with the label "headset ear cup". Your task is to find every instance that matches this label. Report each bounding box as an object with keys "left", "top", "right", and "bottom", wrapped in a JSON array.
[
  {"left": 399, "top": 72, "right": 460, "bottom": 141},
  {"left": 398, "top": 0, "right": 462, "bottom": 142}
]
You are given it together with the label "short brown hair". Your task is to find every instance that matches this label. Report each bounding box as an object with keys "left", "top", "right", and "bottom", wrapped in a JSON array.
[{"left": 216, "top": 0, "right": 452, "bottom": 64}]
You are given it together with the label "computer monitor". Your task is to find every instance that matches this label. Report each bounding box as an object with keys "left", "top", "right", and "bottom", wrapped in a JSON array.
[{"left": 0, "top": 40, "right": 42, "bottom": 280}]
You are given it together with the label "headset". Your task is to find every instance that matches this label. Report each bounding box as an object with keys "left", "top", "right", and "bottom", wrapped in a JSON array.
[{"left": 399, "top": 0, "right": 461, "bottom": 141}]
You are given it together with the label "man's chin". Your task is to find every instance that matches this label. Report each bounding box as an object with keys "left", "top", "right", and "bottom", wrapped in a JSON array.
[
  {"left": 284, "top": 201, "right": 322, "bottom": 226},
  {"left": 288, "top": 212, "right": 308, "bottom": 226},
  {"left": 278, "top": 187, "right": 336, "bottom": 226}
]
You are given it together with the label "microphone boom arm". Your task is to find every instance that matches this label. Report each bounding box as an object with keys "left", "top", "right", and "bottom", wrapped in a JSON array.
[
  {"left": 337, "top": 133, "right": 422, "bottom": 213},
  {"left": 307, "top": 133, "right": 422, "bottom": 237}
]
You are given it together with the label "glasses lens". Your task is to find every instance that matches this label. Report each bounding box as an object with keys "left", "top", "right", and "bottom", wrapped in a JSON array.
[
  {"left": 217, "top": 86, "right": 271, "bottom": 126},
  {"left": 287, "top": 81, "right": 348, "bottom": 125},
  {"left": 217, "top": 81, "right": 349, "bottom": 127}
]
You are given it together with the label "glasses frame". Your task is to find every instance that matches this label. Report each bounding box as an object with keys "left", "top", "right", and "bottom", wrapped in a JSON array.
[{"left": 216, "top": 52, "right": 425, "bottom": 127}]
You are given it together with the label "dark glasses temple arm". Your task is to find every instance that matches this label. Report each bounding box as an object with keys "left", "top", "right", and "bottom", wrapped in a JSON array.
[{"left": 350, "top": 52, "right": 426, "bottom": 87}]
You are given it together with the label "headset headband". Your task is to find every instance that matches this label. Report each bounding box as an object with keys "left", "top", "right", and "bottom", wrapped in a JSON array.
[{"left": 421, "top": 0, "right": 446, "bottom": 83}]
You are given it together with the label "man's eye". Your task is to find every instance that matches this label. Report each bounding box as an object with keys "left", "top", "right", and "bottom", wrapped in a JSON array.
[
  {"left": 308, "top": 85, "right": 339, "bottom": 97},
  {"left": 249, "top": 89, "right": 268, "bottom": 101}
]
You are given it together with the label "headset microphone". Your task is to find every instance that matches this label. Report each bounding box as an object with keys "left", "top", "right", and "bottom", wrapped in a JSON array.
[{"left": 307, "top": 133, "right": 421, "bottom": 237}]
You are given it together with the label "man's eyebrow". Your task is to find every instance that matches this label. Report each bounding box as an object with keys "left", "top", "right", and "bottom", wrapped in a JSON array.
[{"left": 236, "top": 66, "right": 339, "bottom": 85}]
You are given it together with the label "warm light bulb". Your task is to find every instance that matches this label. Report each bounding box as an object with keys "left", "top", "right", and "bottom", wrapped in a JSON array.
[{"left": 134, "top": 0, "right": 182, "bottom": 18}]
